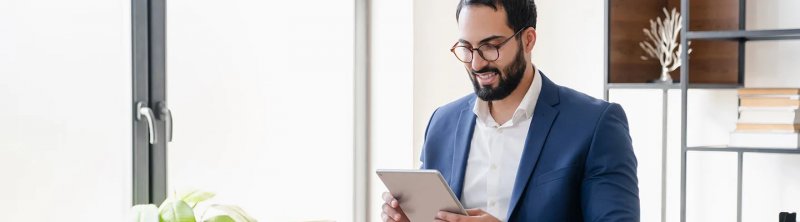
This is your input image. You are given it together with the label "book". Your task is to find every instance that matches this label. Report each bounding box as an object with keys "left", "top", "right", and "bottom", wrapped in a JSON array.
[
  {"left": 740, "top": 97, "right": 800, "bottom": 107},
  {"left": 736, "top": 123, "right": 800, "bottom": 132},
  {"left": 738, "top": 108, "right": 800, "bottom": 124},
  {"left": 729, "top": 132, "right": 800, "bottom": 149},
  {"left": 737, "top": 88, "right": 800, "bottom": 96},
  {"left": 739, "top": 95, "right": 800, "bottom": 99}
]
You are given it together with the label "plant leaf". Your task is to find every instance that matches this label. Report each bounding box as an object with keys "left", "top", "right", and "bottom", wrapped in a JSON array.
[
  {"left": 203, "top": 215, "right": 236, "bottom": 222},
  {"left": 209, "top": 204, "right": 257, "bottom": 222},
  {"left": 159, "top": 200, "right": 197, "bottom": 222},
  {"left": 177, "top": 189, "right": 216, "bottom": 207},
  {"left": 131, "top": 204, "right": 160, "bottom": 222}
]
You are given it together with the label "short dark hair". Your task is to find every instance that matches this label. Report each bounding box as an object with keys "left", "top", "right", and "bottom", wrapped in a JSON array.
[{"left": 456, "top": 0, "right": 538, "bottom": 32}]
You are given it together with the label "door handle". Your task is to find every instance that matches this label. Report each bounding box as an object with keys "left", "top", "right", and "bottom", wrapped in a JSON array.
[
  {"left": 136, "top": 102, "right": 157, "bottom": 144},
  {"left": 157, "top": 102, "right": 173, "bottom": 142}
]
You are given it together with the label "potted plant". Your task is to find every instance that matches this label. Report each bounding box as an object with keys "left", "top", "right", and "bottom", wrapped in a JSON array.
[{"left": 130, "top": 189, "right": 256, "bottom": 222}]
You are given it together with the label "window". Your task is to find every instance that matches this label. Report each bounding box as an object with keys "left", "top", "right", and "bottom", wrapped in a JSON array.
[
  {"left": 0, "top": 0, "right": 132, "bottom": 220},
  {"left": 165, "top": 1, "right": 355, "bottom": 221}
]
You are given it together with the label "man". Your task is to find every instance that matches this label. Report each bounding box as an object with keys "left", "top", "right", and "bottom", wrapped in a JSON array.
[{"left": 382, "top": 0, "right": 639, "bottom": 221}]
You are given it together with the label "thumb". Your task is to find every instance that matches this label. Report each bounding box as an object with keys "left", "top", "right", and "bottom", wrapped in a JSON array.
[
  {"left": 438, "top": 211, "right": 467, "bottom": 221},
  {"left": 465, "top": 208, "right": 486, "bottom": 216}
]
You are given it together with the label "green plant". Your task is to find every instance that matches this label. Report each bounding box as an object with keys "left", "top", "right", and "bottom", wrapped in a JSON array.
[{"left": 131, "top": 190, "right": 256, "bottom": 222}]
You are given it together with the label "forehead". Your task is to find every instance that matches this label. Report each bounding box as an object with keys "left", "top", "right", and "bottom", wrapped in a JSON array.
[{"left": 457, "top": 5, "right": 513, "bottom": 44}]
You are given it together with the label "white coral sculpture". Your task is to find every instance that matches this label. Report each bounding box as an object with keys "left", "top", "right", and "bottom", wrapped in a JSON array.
[{"left": 639, "top": 7, "right": 692, "bottom": 83}]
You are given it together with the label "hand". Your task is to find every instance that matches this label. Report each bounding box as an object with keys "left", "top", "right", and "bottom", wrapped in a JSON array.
[
  {"left": 434, "top": 209, "right": 501, "bottom": 222},
  {"left": 381, "top": 192, "right": 410, "bottom": 222}
]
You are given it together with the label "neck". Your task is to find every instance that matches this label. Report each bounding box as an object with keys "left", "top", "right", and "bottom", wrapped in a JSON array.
[{"left": 489, "top": 64, "right": 535, "bottom": 124}]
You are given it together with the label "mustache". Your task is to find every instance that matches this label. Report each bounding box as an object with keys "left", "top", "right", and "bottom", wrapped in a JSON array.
[{"left": 471, "top": 67, "right": 501, "bottom": 76}]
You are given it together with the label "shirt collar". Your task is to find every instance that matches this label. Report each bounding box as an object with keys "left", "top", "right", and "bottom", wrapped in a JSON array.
[{"left": 472, "top": 67, "right": 543, "bottom": 127}]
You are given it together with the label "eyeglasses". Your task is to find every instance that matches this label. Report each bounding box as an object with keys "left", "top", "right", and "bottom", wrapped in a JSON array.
[{"left": 450, "top": 28, "right": 525, "bottom": 63}]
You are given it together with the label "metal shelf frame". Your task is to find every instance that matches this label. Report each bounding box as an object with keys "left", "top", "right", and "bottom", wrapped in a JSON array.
[
  {"left": 605, "top": 83, "right": 742, "bottom": 90},
  {"left": 687, "top": 146, "right": 800, "bottom": 154},
  {"left": 688, "top": 29, "right": 800, "bottom": 41}
]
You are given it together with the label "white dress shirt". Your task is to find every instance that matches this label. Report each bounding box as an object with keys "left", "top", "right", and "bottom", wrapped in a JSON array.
[{"left": 461, "top": 69, "right": 542, "bottom": 221}]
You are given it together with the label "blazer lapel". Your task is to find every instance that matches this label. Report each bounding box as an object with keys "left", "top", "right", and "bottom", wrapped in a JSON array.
[
  {"left": 450, "top": 100, "right": 477, "bottom": 200},
  {"left": 506, "top": 73, "right": 561, "bottom": 219}
]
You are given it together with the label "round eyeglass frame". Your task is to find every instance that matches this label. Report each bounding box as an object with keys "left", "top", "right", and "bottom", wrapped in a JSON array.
[{"left": 450, "top": 28, "right": 525, "bottom": 63}]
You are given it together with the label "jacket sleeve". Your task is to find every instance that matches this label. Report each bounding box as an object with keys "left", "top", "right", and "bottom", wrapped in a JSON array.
[
  {"left": 581, "top": 103, "right": 640, "bottom": 222},
  {"left": 419, "top": 108, "right": 439, "bottom": 170}
]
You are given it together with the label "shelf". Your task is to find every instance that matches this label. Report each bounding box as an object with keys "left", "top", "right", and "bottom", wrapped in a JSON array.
[
  {"left": 687, "top": 146, "right": 800, "bottom": 154},
  {"left": 687, "top": 29, "right": 800, "bottom": 41},
  {"left": 605, "top": 83, "right": 741, "bottom": 90},
  {"left": 606, "top": 83, "right": 679, "bottom": 89}
]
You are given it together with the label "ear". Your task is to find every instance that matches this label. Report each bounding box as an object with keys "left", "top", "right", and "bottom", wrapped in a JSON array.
[{"left": 523, "top": 27, "right": 537, "bottom": 52}]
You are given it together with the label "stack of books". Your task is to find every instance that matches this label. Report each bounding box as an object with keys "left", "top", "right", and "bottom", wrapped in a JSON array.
[{"left": 729, "top": 88, "right": 800, "bottom": 149}]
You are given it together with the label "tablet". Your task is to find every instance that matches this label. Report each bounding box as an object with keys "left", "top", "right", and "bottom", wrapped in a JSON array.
[{"left": 376, "top": 169, "right": 467, "bottom": 221}]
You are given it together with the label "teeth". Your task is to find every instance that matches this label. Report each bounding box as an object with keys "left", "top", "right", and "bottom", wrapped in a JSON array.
[{"left": 476, "top": 72, "right": 497, "bottom": 79}]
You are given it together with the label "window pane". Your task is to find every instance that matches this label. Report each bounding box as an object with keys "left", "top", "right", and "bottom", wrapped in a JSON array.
[
  {"left": 166, "top": 1, "right": 354, "bottom": 221},
  {"left": 0, "top": 0, "right": 132, "bottom": 221}
]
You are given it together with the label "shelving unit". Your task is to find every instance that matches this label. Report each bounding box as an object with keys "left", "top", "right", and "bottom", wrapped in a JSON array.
[
  {"left": 678, "top": 0, "right": 800, "bottom": 221},
  {"left": 605, "top": 0, "right": 800, "bottom": 221}
]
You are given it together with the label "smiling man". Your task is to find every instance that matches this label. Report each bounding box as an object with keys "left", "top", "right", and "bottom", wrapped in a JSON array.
[{"left": 381, "top": 0, "right": 640, "bottom": 221}]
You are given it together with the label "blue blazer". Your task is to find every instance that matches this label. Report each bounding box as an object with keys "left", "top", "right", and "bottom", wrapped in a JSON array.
[{"left": 421, "top": 73, "right": 639, "bottom": 221}]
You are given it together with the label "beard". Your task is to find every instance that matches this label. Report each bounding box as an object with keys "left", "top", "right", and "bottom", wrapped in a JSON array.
[{"left": 469, "top": 41, "right": 527, "bottom": 101}]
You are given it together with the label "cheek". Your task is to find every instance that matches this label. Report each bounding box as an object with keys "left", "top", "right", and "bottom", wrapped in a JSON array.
[
  {"left": 464, "top": 66, "right": 478, "bottom": 81},
  {"left": 496, "top": 49, "right": 518, "bottom": 68},
  {"left": 494, "top": 60, "right": 513, "bottom": 77}
]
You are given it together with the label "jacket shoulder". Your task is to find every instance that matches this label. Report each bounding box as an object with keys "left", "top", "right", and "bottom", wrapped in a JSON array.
[
  {"left": 434, "top": 93, "right": 475, "bottom": 117},
  {"left": 556, "top": 85, "right": 613, "bottom": 117},
  {"left": 425, "top": 93, "right": 474, "bottom": 134}
]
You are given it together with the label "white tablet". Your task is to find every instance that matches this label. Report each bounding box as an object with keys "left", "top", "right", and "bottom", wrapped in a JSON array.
[{"left": 376, "top": 169, "right": 467, "bottom": 221}]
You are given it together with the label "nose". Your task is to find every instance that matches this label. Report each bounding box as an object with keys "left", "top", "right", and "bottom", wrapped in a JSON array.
[{"left": 470, "top": 52, "right": 489, "bottom": 72}]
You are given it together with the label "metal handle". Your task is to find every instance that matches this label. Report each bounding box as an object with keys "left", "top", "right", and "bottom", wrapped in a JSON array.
[
  {"left": 158, "top": 102, "right": 173, "bottom": 142},
  {"left": 137, "top": 102, "right": 157, "bottom": 144}
]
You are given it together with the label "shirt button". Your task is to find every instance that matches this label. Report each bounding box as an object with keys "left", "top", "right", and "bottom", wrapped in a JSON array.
[
  {"left": 489, "top": 201, "right": 496, "bottom": 206},
  {"left": 491, "top": 164, "right": 497, "bottom": 170}
]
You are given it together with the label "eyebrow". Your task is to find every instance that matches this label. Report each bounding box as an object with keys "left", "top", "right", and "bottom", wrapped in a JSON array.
[{"left": 458, "top": 35, "right": 505, "bottom": 46}]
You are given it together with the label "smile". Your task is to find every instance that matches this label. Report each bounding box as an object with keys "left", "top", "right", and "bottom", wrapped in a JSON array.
[{"left": 475, "top": 72, "right": 497, "bottom": 79}]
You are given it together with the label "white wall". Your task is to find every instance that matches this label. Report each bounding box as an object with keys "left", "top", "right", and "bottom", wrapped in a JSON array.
[
  {"left": 412, "top": 0, "right": 474, "bottom": 168},
  {"left": 745, "top": 0, "right": 800, "bottom": 86},
  {"left": 533, "top": 1, "right": 605, "bottom": 98}
]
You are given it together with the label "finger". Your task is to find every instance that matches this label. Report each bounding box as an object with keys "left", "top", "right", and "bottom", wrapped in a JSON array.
[
  {"left": 382, "top": 192, "right": 399, "bottom": 207},
  {"left": 465, "top": 208, "right": 485, "bottom": 216},
  {"left": 383, "top": 203, "right": 396, "bottom": 215},
  {"left": 434, "top": 220, "right": 448, "bottom": 222},
  {"left": 381, "top": 212, "right": 396, "bottom": 222},
  {"left": 437, "top": 211, "right": 464, "bottom": 222},
  {"left": 384, "top": 203, "right": 407, "bottom": 221}
]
